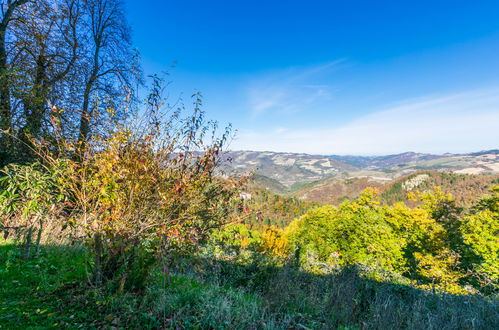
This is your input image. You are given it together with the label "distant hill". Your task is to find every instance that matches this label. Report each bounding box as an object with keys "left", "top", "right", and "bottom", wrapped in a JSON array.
[
  {"left": 219, "top": 151, "right": 356, "bottom": 188},
  {"left": 381, "top": 171, "right": 499, "bottom": 206},
  {"left": 250, "top": 174, "right": 289, "bottom": 194},
  {"left": 330, "top": 152, "right": 441, "bottom": 169},
  {"left": 221, "top": 149, "right": 499, "bottom": 201},
  {"left": 293, "top": 176, "right": 385, "bottom": 205},
  {"left": 294, "top": 171, "right": 499, "bottom": 206}
]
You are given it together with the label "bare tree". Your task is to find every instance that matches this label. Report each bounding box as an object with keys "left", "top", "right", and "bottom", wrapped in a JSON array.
[{"left": 77, "top": 0, "right": 140, "bottom": 149}]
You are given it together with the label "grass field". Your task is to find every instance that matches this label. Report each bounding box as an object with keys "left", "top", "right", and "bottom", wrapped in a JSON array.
[{"left": 1, "top": 240, "right": 498, "bottom": 329}]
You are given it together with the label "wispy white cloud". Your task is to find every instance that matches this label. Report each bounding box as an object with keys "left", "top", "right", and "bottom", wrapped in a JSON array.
[
  {"left": 232, "top": 87, "right": 499, "bottom": 155},
  {"left": 246, "top": 60, "right": 345, "bottom": 117}
]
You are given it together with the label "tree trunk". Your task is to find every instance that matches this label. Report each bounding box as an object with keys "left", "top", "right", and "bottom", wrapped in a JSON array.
[
  {"left": 22, "top": 52, "right": 49, "bottom": 136},
  {"left": 0, "top": 28, "right": 11, "bottom": 133},
  {"left": 77, "top": 81, "right": 93, "bottom": 153},
  {"left": 0, "top": 0, "right": 30, "bottom": 164}
]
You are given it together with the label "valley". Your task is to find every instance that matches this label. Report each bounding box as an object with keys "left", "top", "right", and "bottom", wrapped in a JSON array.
[{"left": 222, "top": 149, "right": 499, "bottom": 204}]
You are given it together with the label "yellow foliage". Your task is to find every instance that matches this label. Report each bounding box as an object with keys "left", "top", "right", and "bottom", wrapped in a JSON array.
[
  {"left": 414, "top": 249, "right": 466, "bottom": 294},
  {"left": 262, "top": 225, "right": 289, "bottom": 258}
]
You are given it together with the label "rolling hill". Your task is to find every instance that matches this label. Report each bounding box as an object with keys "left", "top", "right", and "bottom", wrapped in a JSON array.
[
  {"left": 221, "top": 149, "right": 499, "bottom": 202},
  {"left": 219, "top": 151, "right": 356, "bottom": 188},
  {"left": 294, "top": 171, "right": 499, "bottom": 206}
]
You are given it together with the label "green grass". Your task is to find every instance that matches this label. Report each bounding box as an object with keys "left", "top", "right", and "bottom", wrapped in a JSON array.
[
  {"left": 1, "top": 240, "right": 498, "bottom": 329},
  {"left": 0, "top": 241, "right": 89, "bottom": 328},
  {"left": 0, "top": 240, "right": 270, "bottom": 329},
  {"left": 0, "top": 241, "right": 159, "bottom": 328},
  {"left": 197, "top": 260, "right": 499, "bottom": 329}
]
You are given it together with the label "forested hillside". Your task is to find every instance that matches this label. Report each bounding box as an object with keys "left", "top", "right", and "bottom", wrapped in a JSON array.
[{"left": 295, "top": 171, "right": 499, "bottom": 206}]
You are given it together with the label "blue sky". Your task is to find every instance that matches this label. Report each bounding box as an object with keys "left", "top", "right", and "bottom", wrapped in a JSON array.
[{"left": 125, "top": 0, "right": 499, "bottom": 155}]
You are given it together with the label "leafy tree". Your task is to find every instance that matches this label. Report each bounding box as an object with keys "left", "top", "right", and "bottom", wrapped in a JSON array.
[
  {"left": 287, "top": 188, "right": 405, "bottom": 273},
  {"left": 0, "top": 0, "right": 30, "bottom": 161},
  {"left": 460, "top": 186, "right": 499, "bottom": 287},
  {"left": 0, "top": 0, "right": 140, "bottom": 164},
  {"left": 402, "top": 188, "right": 467, "bottom": 292}
]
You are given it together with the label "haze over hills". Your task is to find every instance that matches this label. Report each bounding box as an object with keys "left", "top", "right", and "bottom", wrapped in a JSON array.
[{"left": 220, "top": 149, "right": 499, "bottom": 196}]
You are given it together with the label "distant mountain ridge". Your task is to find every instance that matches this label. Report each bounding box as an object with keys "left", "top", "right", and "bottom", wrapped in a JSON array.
[
  {"left": 330, "top": 150, "right": 499, "bottom": 169},
  {"left": 220, "top": 149, "right": 499, "bottom": 193},
  {"left": 329, "top": 152, "right": 441, "bottom": 169}
]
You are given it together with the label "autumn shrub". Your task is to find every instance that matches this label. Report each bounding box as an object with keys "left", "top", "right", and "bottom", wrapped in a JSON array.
[
  {"left": 207, "top": 224, "right": 289, "bottom": 263},
  {"left": 74, "top": 96, "right": 242, "bottom": 290},
  {"left": 261, "top": 225, "right": 289, "bottom": 258},
  {"left": 206, "top": 223, "right": 262, "bottom": 262},
  {"left": 1, "top": 80, "right": 244, "bottom": 291}
]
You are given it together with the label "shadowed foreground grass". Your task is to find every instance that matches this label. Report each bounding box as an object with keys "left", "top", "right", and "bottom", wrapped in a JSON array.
[{"left": 0, "top": 241, "right": 497, "bottom": 329}]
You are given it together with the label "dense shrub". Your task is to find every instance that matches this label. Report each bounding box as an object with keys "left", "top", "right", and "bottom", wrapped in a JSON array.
[
  {"left": 207, "top": 223, "right": 263, "bottom": 261},
  {"left": 460, "top": 186, "right": 499, "bottom": 289},
  {"left": 0, "top": 161, "right": 69, "bottom": 258},
  {"left": 283, "top": 187, "right": 499, "bottom": 294},
  {"left": 0, "top": 83, "right": 243, "bottom": 291},
  {"left": 287, "top": 188, "right": 406, "bottom": 274}
]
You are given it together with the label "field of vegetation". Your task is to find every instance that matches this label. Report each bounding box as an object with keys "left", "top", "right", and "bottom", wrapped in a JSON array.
[
  {"left": 1, "top": 153, "right": 498, "bottom": 328},
  {"left": 1, "top": 237, "right": 498, "bottom": 329},
  {"left": 0, "top": 1, "right": 498, "bottom": 329}
]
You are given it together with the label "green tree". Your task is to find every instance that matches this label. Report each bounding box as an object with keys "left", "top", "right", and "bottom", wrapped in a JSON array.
[
  {"left": 460, "top": 186, "right": 499, "bottom": 285},
  {"left": 287, "top": 188, "right": 405, "bottom": 273}
]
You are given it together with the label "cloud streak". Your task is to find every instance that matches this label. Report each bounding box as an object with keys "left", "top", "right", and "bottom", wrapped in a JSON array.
[
  {"left": 233, "top": 87, "right": 499, "bottom": 155},
  {"left": 246, "top": 60, "right": 345, "bottom": 117}
]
